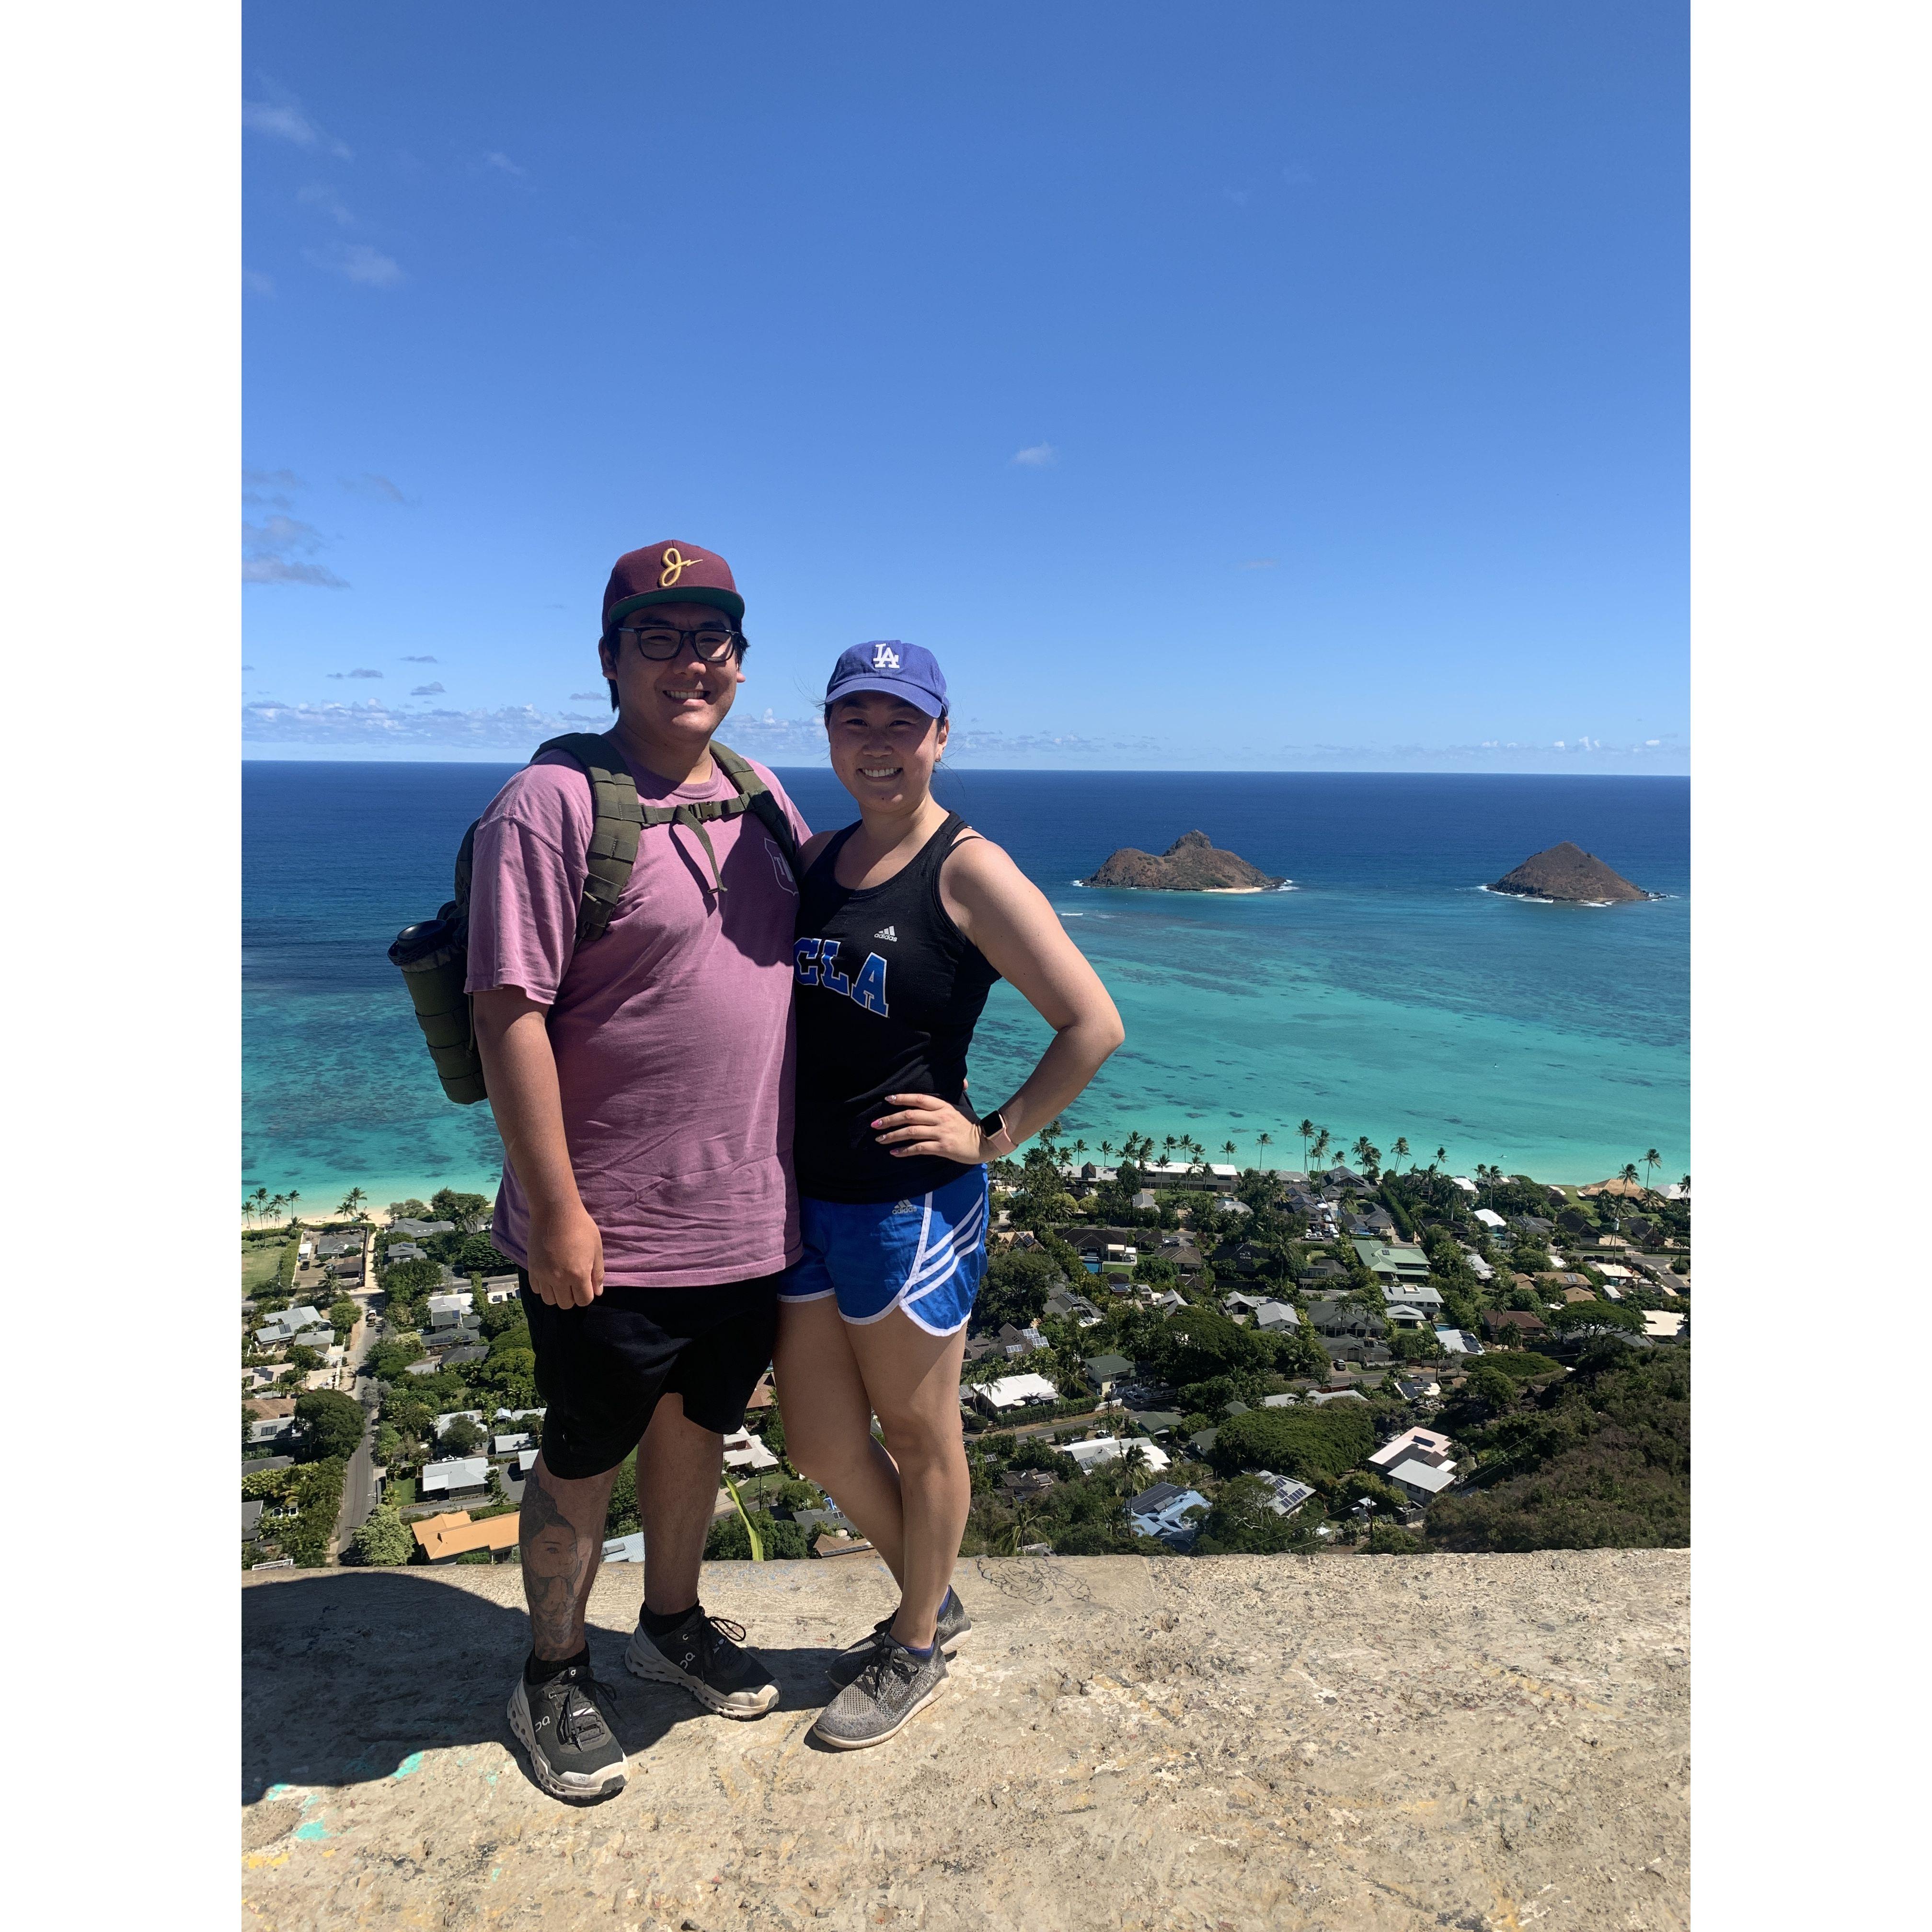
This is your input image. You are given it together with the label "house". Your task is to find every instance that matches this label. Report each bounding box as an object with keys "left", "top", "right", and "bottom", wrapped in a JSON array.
[
  {"left": 996, "top": 1322, "right": 1049, "bottom": 1357},
  {"left": 390, "top": 1218, "right": 456, "bottom": 1237},
  {"left": 1131, "top": 1189, "right": 1157, "bottom": 1211},
  {"left": 963, "top": 1335, "right": 1004, "bottom": 1365},
  {"left": 1483, "top": 1310, "right": 1550, "bottom": 1342},
  {"left": 515, "top": 1448, "right": 540, "bottom": 1477},
  {"left": 439, "top": 1344, "right": 490, "bottom": 1367},
  {"left": 1251, "top": 1470, "right": 1316, "bottom": 1517},
  {"left": 1306, "top": 1388, "right": 1368, "bottom": 1405},
  {"left": 1220, "top": 1291, "right": 1268, "bottom": 1316},
  {"left": 434, "top": 1409, "right": 485, "bottom": 1438},
  {"left": 1064, "top": 1436, "right": 1171, "bottom": 1475},
  {"left": 315, "top": 1234, "right": 362, "bottom": 1259},
  {"left": 1459, "top": 1248, "right": 1496, "bottom": 1283},
  {"left": 254, "top": 1305, "right": 322, "bottom": 1347},
  {"left": 1449, "top": 1176, "right": 1478, "bottom": 1196},
  {"left": 1184, "top": 1427, "right": 1219, "bottom": 1457},
  {"left": 1127, "top": 1409, "right": 1186, "bottom": 1438},
  {"left": 601, "top": 1532, "right": 646, "bottom": 1564},
  {"left": 242, "top": 1498, "right": 264, "bottom": 1541},
  {"left": 722, "top": 1427, "right": 780, "bottom": 1471},
  {"left": 1346, "top": 1208, "right": 1397, "bottom": 1239},
  {"left": 1260, "top": 1392, "right": 1297, "bottom": 1409},
  {"left": 327, "top": 1257, "right": 364, "bottom": 1280},
  {"left": 1393, "top": 1374, "right": 1440, "bottom": 1403},
  {"left": 1253, "top": 1299, "right": 1300, "bottom": 1331},
  {"left": 1512, "top": 1215, "right": 1555, "bottom": 1237},
  {"left": 244, "top": 1454, "right": 294, "bottom": 1474},
  {"left": 1643, "top": 1310, "right": 1687, "bottom": 1339},
  {"left": 411, "top": 1510, "right": 521, "bottom": 1563},
  {"left": 246, "top": 1396, "right": 296, "bottom": 1422},
  {"left": 1317, "top": 1165, "right": 1365, "bottom": 1191},
  {"left": 1369, "top": 1426, "right": 1460, "bottom": 1504},
  {"left": 1473, "top": 1208, "right": 1508, "bottom": 1232},
  {"left": 1354, "top": 1240, "right": 1432, "bottom": 1288},
  {"left": 1149, "top": 1289, "right": 1187, "bottom": 1312},
  {"left": 248, "top": 1417, "right": 297, "bottom": 1446},
  {"left": 427, "top": 1291, "right": 475, "bottom": 1323},
  {"left": 290, "top": 1326, "right": 335, "bottom": 1350},
  {"left": 480, "top": 1274, "right": 520, "bottom": 1304},
  {"left": 811, "top": 1530, "right": 876, "bottom": 1560},
  {"left": 1127, "top": 1482, "right": 1210, "bottom": 1543},
  {"left": 1046, "top": 1288, "right": 1104, "bottom": 1327},
  {"left": 1299, "top": 1257, "right": 1347, "bottom": 1288},
  {"left": 492, "top": 1432, "right": 534, "bottom": 1456},
  {"left": 383, "top": 1242, "right": 427, "bottom": 1264},
  {"left": 974, "top": 1373, "right": 1058, "bottom": 1415},
  {"left": 999, "top": 1467, "right": 1059, "bottom": 1500},
  {"left": 1382, "top": 1279, "right": 1443, "bottom": 1312},
  {"left": 419, "top": 1456, "right": 491, "bottom": 1500},
  {"left": 1083, "top": 1354, "right": 1136, "bottom": 1399},
  {"left": 1304, "top": 1298, "right": 1386, "bottom": 1340}
]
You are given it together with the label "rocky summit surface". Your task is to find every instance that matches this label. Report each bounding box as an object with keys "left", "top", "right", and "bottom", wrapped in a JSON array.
[
  {"left": 1487, "top": 842, "right": 1651, "bottom": 904},
  {"left": 242, "top": 1549, "right": 1688, "bottom": 1931},
  {"left": 1083, "top": 829, "right": 1285, "bottom": 892}
]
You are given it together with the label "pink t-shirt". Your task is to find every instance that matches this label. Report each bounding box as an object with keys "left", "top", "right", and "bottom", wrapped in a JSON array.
[{"left": 464, "top": 746, "right": 812, "bottom": 1287}]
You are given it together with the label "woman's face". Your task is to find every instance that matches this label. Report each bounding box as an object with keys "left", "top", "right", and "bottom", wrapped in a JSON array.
[{"left": 826, "top": 692, "right": 948, "bottom": 813}]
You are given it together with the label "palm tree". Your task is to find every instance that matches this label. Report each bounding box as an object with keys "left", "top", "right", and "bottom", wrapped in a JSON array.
[
  {"left": 1642, "top": 1149, "right": 1662, "bottom": 1195},
  {"left": 1297, "top": 1118, "right": 1315, "bottom": 1174},
  {"left": 1619, "top": 1163, "right": 1641, "bottom": 1190},
  {"left": 1352, "top": 1135, "right": 1374, "bottom": 1173},
  {"left": 1434, "top": 1146, "right": 1447, "bottom": 1172},
  {"left": 1162, "top": 1134, "right": 1177, "bottom": 1167},
  {"left": 1098, "top": 1138, "right": 1114, "bottom": 1167},
  {"left": 1256, "top": 1130, "right": 1274, "bottom": 1170},
  {"left": 251, "top": 1185, "right": 269, "bottom": 1224},
  {"left": 268, "top": 1193, "right": 287, "bottom": 1223},
  {"left": 286, "top": 1189, "right": 301, "bottom": 1224},
  {"left": 1310, "top": 1128, "right": 1331, "bottom": 1173},
  {"left": 1071, "top": 1138, "right": 1088, "bottom": 1169},
  {"left": 1679, "top": 1173, "right": 1690, "bottom": 1193},
  {"left": 1391, "top": 1137, "right": 1410, "bottom": 1171},
  {"left": 1221, "top": 1139, "right": 1238, "bottom": 1168}
]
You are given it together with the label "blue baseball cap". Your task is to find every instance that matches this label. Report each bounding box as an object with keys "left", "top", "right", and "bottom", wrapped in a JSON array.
[{"left": 824, "top": 641, "right": 948, "bottom": 718}]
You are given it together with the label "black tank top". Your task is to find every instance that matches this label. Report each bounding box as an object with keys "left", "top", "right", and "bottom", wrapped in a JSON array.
[{"left": 792, "top": 812, "right": 1002, "bottom": 1203}]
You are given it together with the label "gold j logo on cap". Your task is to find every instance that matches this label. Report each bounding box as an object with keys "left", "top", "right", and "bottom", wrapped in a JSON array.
[{"left": 657, "top": 545, "right": 703, "bottom": 588}]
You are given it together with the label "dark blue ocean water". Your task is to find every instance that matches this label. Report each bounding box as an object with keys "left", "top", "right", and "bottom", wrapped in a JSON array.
[{"left": 242, "top": 764, "right": 1688, "bottom": 1205}]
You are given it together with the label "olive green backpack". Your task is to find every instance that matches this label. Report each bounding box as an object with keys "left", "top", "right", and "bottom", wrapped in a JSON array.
[{"left": 389, "top": 734, "right": 799, "bottom": 1104}]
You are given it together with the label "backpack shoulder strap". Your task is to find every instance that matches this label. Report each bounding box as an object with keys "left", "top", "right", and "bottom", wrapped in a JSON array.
[
  {"left": 710, "top": 741, "right": 800, "bottom": 874},
  {"left": 531, "top": 733, "right": 644, "bottom": 943}
]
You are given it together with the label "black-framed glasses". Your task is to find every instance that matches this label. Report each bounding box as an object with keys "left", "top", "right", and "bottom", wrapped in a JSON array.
[{"left": 615, "top": 621, "right": 743, "bottom": 664}]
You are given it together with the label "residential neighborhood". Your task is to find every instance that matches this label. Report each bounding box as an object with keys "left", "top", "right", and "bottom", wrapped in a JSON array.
[{"left": 242, "top": 1138, "right": 1688, "bottom": 1572}]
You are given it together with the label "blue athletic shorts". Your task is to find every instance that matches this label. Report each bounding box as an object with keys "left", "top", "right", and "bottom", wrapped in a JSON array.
[{"left": 777, "top": 1166, "right": 989, "bottom": 1337}]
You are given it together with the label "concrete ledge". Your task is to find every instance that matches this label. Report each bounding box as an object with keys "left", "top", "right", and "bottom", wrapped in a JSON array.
[{"left": 242, "top": 1550, "right": 1688, "bottom": 1930}]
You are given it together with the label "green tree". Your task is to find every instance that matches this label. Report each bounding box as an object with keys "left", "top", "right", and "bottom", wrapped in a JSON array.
[
  {"left": 328, "top": 1298, "right": 361, "bottom": 1333},
  {"left": 352, "top": 1506, "right": 414, "bottom": 1565},
  {"left": 1191, "top": 1474, "right": 1322, "bottom": 1554},
  {"left": 295, "top": 1389, "right": 366, "bottom": 1462},
  {"left": 429, "top": 1188, "right": 493, "bottom": 1231},
  {"left": 286, "top": 1345, "right": 322, "bottom": 1372},
  {"left": 439, "top": 1415, "right": 486, "bottom": 1455},
  {"left": 1256, "top": 1129, "right": 1274, "bottom": 1169},
  {"left": 1148, "top": 1306, "right": 1267, "bottom": 1385},
  {"left": 1642, "top": 1149, "right": 1662, "bottom": 1195},
  {"left": 1466, "top": 1361, "right": 1520, "bottom": 1414},
  {"left": 1209, "top": 1402, "right": 1375, "bottom": 1483},
  {"left": 388, "top": 1198, "right": 430, "bottom": 1221},
  {"left": 977, "top": 1247, "right": 1063, "bottom": 1333},
  {"left": 1548, "top": 1299, "right": 1645, "bottom": 1337}
]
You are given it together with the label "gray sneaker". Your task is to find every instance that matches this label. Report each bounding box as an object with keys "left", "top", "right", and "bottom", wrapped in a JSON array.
[
  {"left": 624, "top": 1608, "right": 780, "bottom": 1718},
  {"left": 811, "top": 1638, "right": 949, "bottom": 1750},
  {"left": 506, "top": 1663, "right": 627, "bottom": 1802},
  {"left": 826, "top": 1587, "right": 972, "bottom": 1689}
]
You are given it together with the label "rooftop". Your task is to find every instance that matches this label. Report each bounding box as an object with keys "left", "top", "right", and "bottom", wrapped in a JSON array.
[{"left": 242, "top": 1551, "right": 1687, "bottom": 1930}]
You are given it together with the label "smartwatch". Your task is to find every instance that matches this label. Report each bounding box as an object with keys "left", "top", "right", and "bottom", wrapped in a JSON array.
[{"left": 978, "top": 1109, "right": 1008, "bottom": 1153}]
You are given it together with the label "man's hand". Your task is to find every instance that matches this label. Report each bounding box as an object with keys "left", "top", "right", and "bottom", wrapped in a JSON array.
[
  {"left": 874, "top": 1092, "right": 986, "bottom": 1165},
  {"left": 526, "top": 1200, "right": 605, "bottom": 1307}
]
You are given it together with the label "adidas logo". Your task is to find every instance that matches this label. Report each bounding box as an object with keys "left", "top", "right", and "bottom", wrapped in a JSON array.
[
  {"left": 874, "top": 925, "right": 897, "bottom": 942},
  {"left": 893, "top": 1200, "right": 915, "bottom": 1214}
]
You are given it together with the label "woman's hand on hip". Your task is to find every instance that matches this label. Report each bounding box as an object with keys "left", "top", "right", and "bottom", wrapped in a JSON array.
[{"left": 874, "top": 1093, "right": 985, "bottom": 1164}]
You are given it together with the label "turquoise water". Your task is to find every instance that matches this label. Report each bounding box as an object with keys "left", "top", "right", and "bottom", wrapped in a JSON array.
[{"left": 242, "top": 766, "right": 1687, "bottom": 1207}]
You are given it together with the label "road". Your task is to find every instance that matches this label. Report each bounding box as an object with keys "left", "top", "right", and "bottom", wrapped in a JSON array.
[{"left": 329, "top": 1227, "right": 385, "bottom": 1560}]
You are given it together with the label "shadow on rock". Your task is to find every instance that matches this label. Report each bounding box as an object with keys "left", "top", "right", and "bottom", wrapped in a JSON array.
[{"left": 242, "top": 1572, "right": 843, "bottom": 1803}]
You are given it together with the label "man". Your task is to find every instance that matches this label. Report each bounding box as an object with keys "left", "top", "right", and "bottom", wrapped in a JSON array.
[{"left": 465, "top": 540, "right": 810, "bottom": 1802}]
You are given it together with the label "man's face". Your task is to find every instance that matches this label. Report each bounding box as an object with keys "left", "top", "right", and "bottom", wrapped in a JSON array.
[
  {"left": 598, "top": 599, "right": 746, "bottom": 746},
  {"left": 826, "top": 691, "right": 947, "bottom": 811}
]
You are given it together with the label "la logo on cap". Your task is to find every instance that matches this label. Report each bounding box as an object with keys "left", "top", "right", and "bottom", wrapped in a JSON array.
[{"left": 872, "top": 643, "right": 901, "bottom": 670}]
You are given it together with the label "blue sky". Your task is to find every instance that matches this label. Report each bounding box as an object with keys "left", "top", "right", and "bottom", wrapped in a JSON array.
[{"left": 242, "top": 1, "right": 1687, "bottom": 770}]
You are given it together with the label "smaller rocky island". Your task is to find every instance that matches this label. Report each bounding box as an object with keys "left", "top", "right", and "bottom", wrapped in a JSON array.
[
  {"left": 1487, "top": 841, "right": 1653, "bottom": 904},
  {"left": 1083, "top": 829, "right": 1285, "bottom": 893}
]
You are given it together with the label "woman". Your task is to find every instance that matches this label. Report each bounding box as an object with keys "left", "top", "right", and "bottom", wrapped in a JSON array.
[{"left": 775, "top": 640, "right": 1123, "bottom": 1750}]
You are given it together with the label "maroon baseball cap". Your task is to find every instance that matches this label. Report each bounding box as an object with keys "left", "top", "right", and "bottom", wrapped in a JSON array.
[{"left": 601, "top": 540, "right": 744, "bottom": 633}]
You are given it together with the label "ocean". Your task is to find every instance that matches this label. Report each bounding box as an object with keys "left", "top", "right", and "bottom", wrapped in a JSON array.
[{"left": 242, "top": 764, "right": 1688, "bottom": 1209}]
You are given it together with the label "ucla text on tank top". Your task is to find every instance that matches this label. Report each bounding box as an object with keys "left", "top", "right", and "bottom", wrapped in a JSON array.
[{"left": 792, "top": 812, "right": 1001, "bottom": 1204}]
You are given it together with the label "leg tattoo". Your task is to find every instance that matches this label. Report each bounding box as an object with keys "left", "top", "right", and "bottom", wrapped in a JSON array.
[{"left": 520, "top": 1463, "right": 595, "bottom": 1660}]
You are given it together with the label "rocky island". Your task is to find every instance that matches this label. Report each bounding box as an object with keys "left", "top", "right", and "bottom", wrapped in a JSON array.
[
  {"left": 1082, "top": 829, "right": 1285, "bottom": 893},
  {"left": 1487, "top": 840, "right": 1653, "bottom": 903}
]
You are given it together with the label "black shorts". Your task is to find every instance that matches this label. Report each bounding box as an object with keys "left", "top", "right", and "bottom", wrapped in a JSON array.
[{"left": 518, "top": 1271, "right": 782, "bottom": 1481}]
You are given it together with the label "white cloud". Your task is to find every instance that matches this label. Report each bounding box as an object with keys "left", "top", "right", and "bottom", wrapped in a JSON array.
[
  {"left": 299, "top": 183, "right": 356, "bottom": 227},
  {"left": 341, "top": 472, "right": 408, "bottom": 502},
  {"left": 483, "top": 151, "right": 527, "bottom": 178},
  {"left": 242, "top": 512, "right": 346, "bottom": 588},
  {"left": 242, "top": 93, "right": 353, "bottom": 160},
  {"left": 328, "top": 668, "right": 384, "bottom": 680},
  {"left": 243, "top": 268, "right": 276, "bottom": 297},
  {"left": 402, "top": 655, "right": 438, "bottom": 664},
  {"left": 244, "top": 699, "right": 586, "bottom": 750},
  {"left": 1224, "top": 187, "right": 1252, "bottom": 207},
  {"left": 1241, "top": 558, "right": 1278, "bottom": 570},
  {"left": 1012, "top": 442, "right": 1058, "bottom": 468},
  {"left": 244, "top": 468, "right": 305, "bottom": 490},
  {"left": 410, "top": 682, "right": 445, "bottom": 697},
  {"left": 310, "top": 243, "right": 403, "bottom": 288},
  {"left": 1282, "top": 163, "right": 1315, "bottom": 186},
  {"left": 569, "top": 690, "right": 607, "bottom": 701}
]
